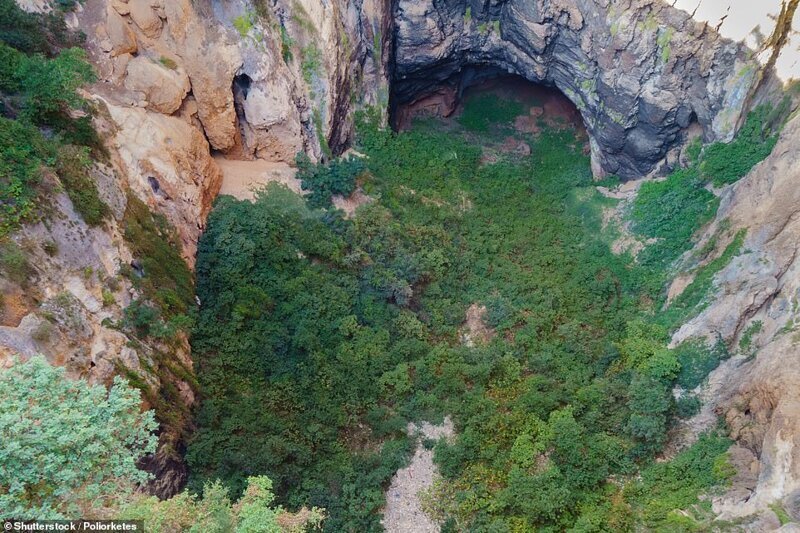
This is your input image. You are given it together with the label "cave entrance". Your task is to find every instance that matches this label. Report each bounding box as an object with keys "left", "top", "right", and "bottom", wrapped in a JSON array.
[{"left": 392, "top": 71, "right": 587, "bottom": 138}]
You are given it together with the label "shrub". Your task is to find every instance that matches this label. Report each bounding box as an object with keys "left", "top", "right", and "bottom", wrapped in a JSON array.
[
  {"left": 0, "top": 356, "right": 157, "bottom": 519},
  {"left": 674, "top": 339, "right": 729, "bottom": 390},
  {"left": 632, "top": 166, "right": 718, "bottom": 268},
  {"left": 701, "top": 105, "right": 779, "bottom": 186},
  {"left": 55, "top": 144, "right": 108, "bottom": 226},
  {"left": 0, "top": 239, "right": 31, "bottom": 284},
  {"left": 458, "top": 94, "right": 524, "bottom": 132},
  {"left": 18, "top": 47, "right": 95, "bottom": 124},
  {"left": 0, "top": 118, "right": 50, "bottom": 237},
  {"left": 297, "top": 152, "right": 365, "bottom": 208}
]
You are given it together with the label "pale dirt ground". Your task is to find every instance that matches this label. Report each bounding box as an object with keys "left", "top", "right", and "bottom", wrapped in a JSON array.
[
  {"left": 214, "top": 156, "right": 302, "bottom": 201},
  {"left": 382, "top": 418, "right": 455, "bottom": 533}
]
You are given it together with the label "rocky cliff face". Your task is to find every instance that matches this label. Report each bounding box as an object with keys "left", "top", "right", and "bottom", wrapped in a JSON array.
[
  {"left": 391, "top": 0, "right": 757, "bottom": 179},
  {"left": 4, "top": 0, "right": 392, "bottom": 498},
  {"left": 666, "top": 113, "right": 800, "bottom": 524},
  {"left": 7, "top": 0, "right": 800, "bottom": 520}
]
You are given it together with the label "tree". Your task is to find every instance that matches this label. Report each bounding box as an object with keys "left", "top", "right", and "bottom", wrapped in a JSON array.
[
  {"left": 121, "top": 476, "right": 325, "bottom": 532},
  {"left": 18, "top": 47, "right": 95, "bottom": 124},
  {"left": 0, "top": 356, "right": 157, "bottom": 519}
]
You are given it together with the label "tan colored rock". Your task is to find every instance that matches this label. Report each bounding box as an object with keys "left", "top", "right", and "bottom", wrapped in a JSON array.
[
  {"left": 128, "top": 0, "right": 162, "bottom": 38},
  {"left": 124, "top": 56, "right": 190, "bottom": 114},
  {"left": 105, "top": 5, "right": 137, "bottom": 57},
  {"left": 106, "top": 103, "right": 222, "bottom": 263},
  {"left": 162, "top": 0, "right": 242, "bottom": 151}
]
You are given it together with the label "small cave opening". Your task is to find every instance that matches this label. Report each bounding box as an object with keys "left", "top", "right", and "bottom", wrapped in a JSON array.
[
  {"left": 233, "top": 73, "right": 252, "bottom": 100},
  {"left": 391, "top": 68, "right": 587, "bottom": 140}
]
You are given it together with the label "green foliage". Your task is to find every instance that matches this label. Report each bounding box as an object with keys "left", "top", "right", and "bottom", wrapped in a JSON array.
[
  {"left": 55, "top": 144, "right": 108, "bottom": 225},
  {"left": 661, "top": 229, "right": 746, "bottom": 328},
  {"left": 17, "top": 47, "right": 95, "bottom": 124},
  {"left": 625, "top": 429, "right": 733, "bottom": 528},
  {"left": 458, "top": 93, "right": 525, "bottom": 132},
  {"left": 674, "top": 339, "right": 729, "bottom": 390},
  {"left": 297, "top": 153, "right": 365, "bottom": 208},
  {"left": 739, "top": 320, "right": 763, "bottom": 352},
  {"left": 675, "top": 394, "right": 701, "bottom": 418},
  {"left": 192, "top": 99, "right": 738, "bottom": 531},
  {"left": 632, "top": 165, "right": 718, "bottom": 268},
  {"left": 701, "top": 105, "right": 779, "bottom": 186},
  {"left": 233, "top": 11, "right": 256, "bottom": 37},
  {"left": 121, "top": 476, "right": 325, "bottom": 532},
  {"left": 121, "top": 194, "right": 194, "bottom": 340},
  {"left": 0, "top": 117, "right": 50, "bottom": 236},
  {"left": 301, "top": 44, "right": 322, "bottom": 85},
  {"left": 0, "top": 239, "right": 31, "bottom": 284},
  {"left": 280, "top": 25, "right": 294, "bottom": 63},
  {"left": 158, "top": 56, "right": 177, "bottom": 70},
  {"left": 0, "top": 5, "right": 98, "bottom": 236},
  {"left": 0, "top": 356, "right": 157, "bottom": 519}
]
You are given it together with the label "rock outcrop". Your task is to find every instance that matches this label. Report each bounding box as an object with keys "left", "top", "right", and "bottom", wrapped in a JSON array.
[
  {"left": 669, "top": 114, "right": 800, "bottom": 522},
  {"left": 391, "top": 0, "right": 757, "bottom": 179}
]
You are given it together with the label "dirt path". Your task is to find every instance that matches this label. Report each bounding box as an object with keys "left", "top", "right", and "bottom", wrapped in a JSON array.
[
  {"left": 214, "top": 156, "right": 301, "bottom": 201},
  {"left": 382, "top": 418, "right": 455, "bottom": 533}
]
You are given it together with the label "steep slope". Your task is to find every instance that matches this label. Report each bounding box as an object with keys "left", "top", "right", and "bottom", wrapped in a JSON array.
[{"left": 668, "top": 113, "right": 800, "bottom": 522}]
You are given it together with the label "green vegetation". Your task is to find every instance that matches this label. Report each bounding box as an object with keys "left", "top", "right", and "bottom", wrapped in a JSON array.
[
  {"left": 296, "top": 152, "right": 365, "bottom": 208},
  {"left": 301, "top": 44, "right": 322, "bottom": 85},
  {"left": 158, "top": 56, "right": 177, "bottom": 70},
  {"left": 0, "top": 0, "right": 100, "bottom": 236},
  {"left": 55, "top": 144, "right": 108, "bottom": 226},
  {"left": 280, "top": 25, "right": 295, "bottom": 63},
  {"left": 120, "top": 193, "right": 194, "bottom": 341},
  {"left": 0, "top": 356, "right": 157, "bottom": 519},
  {"left": 121, "top": 476, "right": 325, "bottom": 532},
  {"left": 458, "top": 93, "right": 524, "bottom": 132},
  {"left": 0, "top": 239, "right": 31, "bottom": 284},
  {"left": 739, "top": 320, "right": 763, "bottom": 352},
  {"left": 632, "top": 165, "right": 718, "bottom": 269},
  {"left": 188, "top": 93, "right": 753, "bottom": 530},
  {"left": 624, "top": 429, "right": 733, "bottom": 529},
  {"left": 701, "top": 104, "right": 780, "bottom": 186},
  {"left": 631, "top": 105, "right": 781, "bottom": 276},
  {"left": 0, "top": 357, "right": 323, "bottom": 530},
  {"left": 657, "top": 28, "right": 674, "bottom": 63},
  {"left": 233, "top": 11, "right": 256, "bottom": 38},
  {"left": 674, "top": 339, "right": 729, "bottom": 390}
]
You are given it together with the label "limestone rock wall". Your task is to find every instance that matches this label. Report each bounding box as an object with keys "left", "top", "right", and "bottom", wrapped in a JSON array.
[
  {"left": 391, "top": 0, "right": 757, "bottom": 179},
  {"left": 668, "top": 114, "right": 800, "bottom": 522}
]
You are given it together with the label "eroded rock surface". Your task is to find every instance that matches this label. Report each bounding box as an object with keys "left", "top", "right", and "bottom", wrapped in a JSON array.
[
  {"left": 392, "top": 0, "right": 757, "bottom": 179},
  {"left": 669, "top": 115, "right": 800, "bottom": 521}
]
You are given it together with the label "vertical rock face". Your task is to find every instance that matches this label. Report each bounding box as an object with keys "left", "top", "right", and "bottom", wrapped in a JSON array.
[
  {"left": 668, "top": 115, "right": 800, "bottom": 520},
  {"left": 390, "top": 0, "right": 757, "bottom": 179}
]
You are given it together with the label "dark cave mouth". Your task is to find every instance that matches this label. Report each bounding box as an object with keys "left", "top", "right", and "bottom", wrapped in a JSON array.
[{"left": 392, "top": 70, "right": 587, "bottom": 138}]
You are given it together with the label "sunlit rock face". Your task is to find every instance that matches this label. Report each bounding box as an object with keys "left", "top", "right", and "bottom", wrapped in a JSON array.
[{"left": 391, "top": 0, "right": 757, "bottom": 179}]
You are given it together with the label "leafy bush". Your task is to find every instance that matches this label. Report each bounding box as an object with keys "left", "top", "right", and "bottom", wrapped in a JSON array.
[
  {"left": 0, "top": 356, "right": 157, "bottom": 519},
  {"left": 297, "top": 152, "right": 365, "bottom": 208},
  {"left": 701, "top": 105, "right": 779, "bottom": 186},
  {"left": 17, "top": 47, "right": 95, "bottom": 124},
  {"left": 121, "top": 194, "right": 194, "bottom": 341},
  {"left": 121, "top": 476, "right": 325, "bottom": 532},
  {"left": 632, "top": 166, "right": 718, "bottom": 268},
  {"left": 625, "top": 429, "right": 733, "bottom": 528},
  {"left": 192, "top": 103, "right": 737, "bottom": 531},
  {"left": 55, "top": 144, "right": 108, "bottom": 225},
  {"left": 674, "top": 339, "right": 729, "bottom": 390},
  {"left": 0, "top": 239, "right": 31, "bottom": 284},
  {"left": 458, "top": 93, "right": 525, "bottom": 132},
  {"left": 0, "top": 118, "right": 50, "bottom": 236}
]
